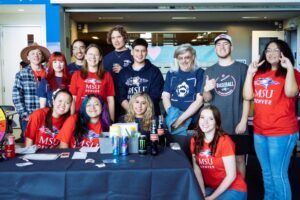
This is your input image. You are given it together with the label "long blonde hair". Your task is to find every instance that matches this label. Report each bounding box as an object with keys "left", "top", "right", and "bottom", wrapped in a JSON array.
[{"left": 124, "top": 92, "right": 154, "bottom": 132}]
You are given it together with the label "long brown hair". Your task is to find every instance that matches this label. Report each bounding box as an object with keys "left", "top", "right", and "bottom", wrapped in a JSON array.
[
  {"left": 193, "top": 105, "right": 225, "bottom": 156},
  {"left": 80, "top": 43, "right": 106, "bottom": 80}
]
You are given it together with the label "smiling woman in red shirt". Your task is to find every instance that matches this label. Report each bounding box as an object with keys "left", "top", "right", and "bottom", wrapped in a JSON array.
[
  {"left": 24, "top": 89, "right": 72, "bottom": 149},
  {"left": 57, "top": 94, "right": 111, "bottom": 148},
  {"left": 190, "top": 105, "right": 247, "bottom": 200},
  {"left": 69, "top": 43, "right": 115, "bottom": 122}
]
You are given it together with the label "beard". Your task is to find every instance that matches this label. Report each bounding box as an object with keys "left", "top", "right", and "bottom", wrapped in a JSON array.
[{"left": 217, "top": 50, "right": 231, "bottom": 59}]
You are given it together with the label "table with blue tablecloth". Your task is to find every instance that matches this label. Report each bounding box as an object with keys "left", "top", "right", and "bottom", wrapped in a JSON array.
[{"left": 0, "top": 148, "right": 203, "bottom": 200}]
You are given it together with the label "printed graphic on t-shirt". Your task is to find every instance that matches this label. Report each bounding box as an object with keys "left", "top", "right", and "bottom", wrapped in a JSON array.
[
  {"left": 37, "top": 125, "right": 60, "bottom": 148},
  {"left": 198, "top": 149, "right": 215, "bottom": 169},
  {"left": 125, "top": 76, "right": 149, "bottom": 99},
  {"left": 123, "top": 60, "right": 132, "bottom": 67},
  {"left": 254, "top": 77, "right": 279, "bottom": 105},
  {"left": 214, "top": 74, "right": 236, "bottom": 96},
  {"left": 176, "top": 82, "right": 189, "bottom": 97},
  {"left": 84, "top": 78, "right": 102, "bottom": 95},
  {"left": 78, "top": 130, "right": 100, "bottom": 147}
]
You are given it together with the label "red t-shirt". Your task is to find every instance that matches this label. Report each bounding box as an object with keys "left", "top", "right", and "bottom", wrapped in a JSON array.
[
  {"left": 25, "top": 108, "right": 65, "bottom": 149},
  {"left": 56, "top": 114, "right": 102, "bottom": 148},
  {"left": 253, "top": 69, "right": 300, "bottom": 136},
  {"left": 69, "top": 71, "right": 115, "bottom": 112},
  {"left": 190, "top": 135, "right": 247, "bottom": 192}
]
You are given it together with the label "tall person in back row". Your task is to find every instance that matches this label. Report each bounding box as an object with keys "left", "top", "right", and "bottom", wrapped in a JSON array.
[
  {"left": 104, "top": 25, "right": 133, "bottom": 119},
  {"left": 202, "top": 34, "right": 250, "bottom": 178}
]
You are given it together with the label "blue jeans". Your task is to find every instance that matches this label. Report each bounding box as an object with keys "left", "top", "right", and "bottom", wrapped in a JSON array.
[
  {"left": 254, "top": 133, "right": 298, "bottom": 200},
  {"left": 205, "top": 187, "right": 247, "bottom": 200}
]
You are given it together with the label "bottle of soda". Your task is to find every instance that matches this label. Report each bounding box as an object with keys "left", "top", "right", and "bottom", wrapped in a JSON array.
[
  {"left": 157, "top": 115, "right": 166, "bottom": 148},
  {"left": 150, "top": 119, "right": 159, "bottom": 156},
  {"left": 4, "top": 134, "right": 15, "bottom": 158}
]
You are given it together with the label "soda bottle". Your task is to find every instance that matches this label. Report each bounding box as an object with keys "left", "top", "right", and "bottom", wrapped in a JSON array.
[
  {"left": 157, "top": 115, "right": 166, "bottom": 148},
  {"left": 4, "top": 134, "right": 15, "bottom": 158},
  {"left": 150, "top": 119, "right": 159, "bottom": 156}
]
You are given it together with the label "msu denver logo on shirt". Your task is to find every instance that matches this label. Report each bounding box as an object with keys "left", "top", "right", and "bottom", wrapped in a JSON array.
[
  {"left": 125, "top": 76, "right": 148, "bottom": 87},
  {"left": 254, "top": 77, "right": 279, "bottom": 89}
]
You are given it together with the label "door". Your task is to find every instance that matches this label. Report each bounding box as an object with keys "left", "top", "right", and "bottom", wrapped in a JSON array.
[
  {"left": 0, "top": 25, "right": 43, "bottom": 105},
  {"left": 252, "top": 31, "right": 284, "bottom": 62}
]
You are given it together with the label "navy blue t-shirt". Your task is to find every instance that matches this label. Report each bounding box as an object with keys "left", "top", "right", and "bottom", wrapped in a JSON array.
[
  {"left": 37, "top": 77, "right": 62, "bottom": 107},
  {"left": 68, "top": 62, "right": 83, "bottom": 75},
  {"left": 163, "top": 68, "right": 204, "bottom": 111}
]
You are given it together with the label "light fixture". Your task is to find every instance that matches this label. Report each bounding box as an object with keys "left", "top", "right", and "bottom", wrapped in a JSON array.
[
  {"left": 191, "top": 39, "right": 197, "bottom": 42},
  {"left": 172, "top": 17, "right": 196, "bottom": 20},
  {"left": 242, "top": 16, "right": 260, "bottom": 19},
  {"left": 17, "top": 9, "right": 25, "bottom": 12},
  {"left": 98, "top": 16, "right": 124, "bottom": 20},
  {"left": 92, "top": 36, "right": 99, "bottom": 40}
]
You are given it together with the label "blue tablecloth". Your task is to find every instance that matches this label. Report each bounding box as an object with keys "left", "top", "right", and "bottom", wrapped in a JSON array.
[{"left": 0, "top": 148, "right": 203, "bottom": 200}]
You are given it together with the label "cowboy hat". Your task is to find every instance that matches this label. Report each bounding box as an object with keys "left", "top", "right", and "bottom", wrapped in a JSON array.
[{"left": 20, "top": 42, "right": 51, "bottom": 64}]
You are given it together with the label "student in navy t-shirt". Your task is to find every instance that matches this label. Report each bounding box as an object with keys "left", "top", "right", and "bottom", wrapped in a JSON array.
[
  {"left": 37, "top": 52, "right": 70, "bottom": 107},
  {"left": 68, "top": 39, "right": 86, "bottom": 75},
  {"left": 162, "top": 44, "right": 204, "bottom": 160},
  {"left": 103, "top": 25, "right": 133, "bottom": 120},
  {"left": 118, "top": 38, "right": 164, "bottom": 116}
]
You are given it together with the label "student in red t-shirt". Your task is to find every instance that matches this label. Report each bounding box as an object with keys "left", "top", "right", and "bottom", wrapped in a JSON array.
[
  {"left": 190, "top": 105, "right": 247, "bottom": 200},
  {"left": 243, "top": 39, "right": 299, "bottom": 200},
  {"left": 69, "top": 43, "right": 115, "bottom": 122},
  {"left": 24, "top": 89, "right": 72, "bottom": 149},
  {"left": 58, "top": 94, "right": 111, "bottom": 148}
]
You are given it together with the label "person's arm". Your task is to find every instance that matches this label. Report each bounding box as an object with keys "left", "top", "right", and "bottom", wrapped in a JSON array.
[
  {"left": 121, "top": 100, "right": 129, "bottom": 111},
  {"left": 161, "top": 91, "right": 171, "bottom": 113},
  {"left": 107, "top": 96, "right": 115, "bottom": 122},
  {"left": 243, "top": 60, "right": 265, "bottom": 100},
  {"left": 192, "top": 154, "right": 206, "bottom": 196},
  {"left": 148, "top": 69, "right": 164, "bottom": 104},
  {"left": 205, "top": 155, "right": 237, "bottom": 200},
  {"left": 59, "top": 141, "right": 69, "bottom": 148},
  {"left": 172, "top": 94, "right": 203, "bottom": 129},
  {"left": 12, "top": 72, "right": 27, "bottom": 118},
  {"left": 235, "top": 99, "right": 250, "bottom": 134},
  {"left": 71, "top": 96, "right": 76, "bottom": 114},
  {"left": 39, "top": 97, "right": 47, "bottom": 108},
  {"left": 202, "top": 76, "right": 216, "bottom": 102},
  {"left": 25, "top": 138, "right": 33, "bottom": 147},
  {"left": 280, "top": 53, "right": 299, "bottom": 97}
]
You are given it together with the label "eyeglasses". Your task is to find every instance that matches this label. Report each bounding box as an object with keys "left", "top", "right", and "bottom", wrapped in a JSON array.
[
  {"left": 265, "top": 48, "right": 281, "bottom": 54},
  {"left": 72, "top": 47, "right": 85, "bottom": 51},
  {"left": 177, "top": 56, "right": 192, "bottom": 61}
]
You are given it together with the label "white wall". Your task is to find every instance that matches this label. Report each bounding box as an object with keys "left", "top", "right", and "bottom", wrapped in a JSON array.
[{"left": 0, "top": 12, "right": 46, "bottom": 105}]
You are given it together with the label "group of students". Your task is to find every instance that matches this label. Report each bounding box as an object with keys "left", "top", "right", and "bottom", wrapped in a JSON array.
[{"left": 12, "top": 25, "right": 299, "bottom": 200}]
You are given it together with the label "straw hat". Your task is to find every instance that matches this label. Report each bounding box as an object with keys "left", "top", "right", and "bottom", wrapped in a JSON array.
[{"left": 20, "top": 42, "right": 50, "bottom": 64}]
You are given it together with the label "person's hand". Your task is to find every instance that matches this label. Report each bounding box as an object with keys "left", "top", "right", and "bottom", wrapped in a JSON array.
[
  {"left": 205, "top": 196, "right": 214, "bottom": 200},
  {"left": 171, "top": 118, "right": 184, "bottom": 129},
  {"left": 112, "top": 63, "right": 122, "bottom": 73},
  {"left": 235, "top": 121, "right": 247, "bottom": 134},
  {"left": 248, "top": 60, "right": 265, "bottom": 75},
  {"left": 204, "top": 76, "right": 216, "bottom": 92},
  {"left": 279, "top": 53, "right": 293, "bottom": 70}
]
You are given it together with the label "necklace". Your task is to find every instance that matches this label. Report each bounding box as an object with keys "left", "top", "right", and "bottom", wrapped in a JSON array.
[{"left": 114, "top": 49, "right": 127, "bottom": 59}]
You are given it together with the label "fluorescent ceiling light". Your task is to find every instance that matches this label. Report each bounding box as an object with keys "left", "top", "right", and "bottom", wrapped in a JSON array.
[
  {"left": 140, "top": 32, "right": 152, "bottom": 39},
  {"left": 92, "top": 36, "right": 99, "bottom": 40},
  {"left": 172, "top": 17, "right": 196, "bottom": 20},
  {"left": 242, "top": 16, "right": 260, "bottom": 19},
  {"left": 17, "top": 9, "right": 25, "bottom": 12},
  {"left": 98, "top": 16, "right": 124, "bottom": 20}
]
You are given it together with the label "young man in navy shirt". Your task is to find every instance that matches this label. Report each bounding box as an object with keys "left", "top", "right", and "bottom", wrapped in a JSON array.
[
  {"left": 68, "top": 39, "right": 86, "bottom": 75},
  {"left": 118, "top": 38, "right": 164, "bottom": 116}
]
